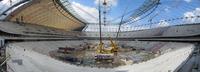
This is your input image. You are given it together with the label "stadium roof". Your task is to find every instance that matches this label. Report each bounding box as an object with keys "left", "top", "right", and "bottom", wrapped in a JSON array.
[{"left": 0, "top": 0, "right": 86, "bottom": 31}]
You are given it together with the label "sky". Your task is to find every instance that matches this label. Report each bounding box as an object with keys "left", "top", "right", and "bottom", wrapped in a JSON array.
[
  {"left": 67, "top": 0, "right": 200, "bottom": 24},
  {"left": 66, "top": 0, "right": 200, "bottom": 31},
  {"left": 68, "top": 0, "right": 146, "bottom": 23}
]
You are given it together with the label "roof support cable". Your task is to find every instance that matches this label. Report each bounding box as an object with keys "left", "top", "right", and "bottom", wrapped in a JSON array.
[
  {"left": 72, "top": 4, "right": 98, "bottom": 20},
  {"left": 123, "top": 2, "right": 160, "bottom": 25},
  {"left": 52, "top": 0, "right": 81, "bottom": 24}
]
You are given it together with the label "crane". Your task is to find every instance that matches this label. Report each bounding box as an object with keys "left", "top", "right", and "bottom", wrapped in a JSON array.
[{"left": 95, "top": 0, "right": 119, "bottom": 62}]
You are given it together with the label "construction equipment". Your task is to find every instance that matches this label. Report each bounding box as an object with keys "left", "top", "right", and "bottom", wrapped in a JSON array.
[
  {"left": 95, "top": 0, "right": 118, "bottom": 61},
  {"left": 95, "top": 37, "right": 119, "bottom": 64},
  {"left": 96, "top": 37, "right": 118, "bottom": 54}
]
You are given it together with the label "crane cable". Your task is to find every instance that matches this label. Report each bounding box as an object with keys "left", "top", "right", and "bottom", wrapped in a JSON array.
[{"left": 116, "top": 7, "right": 129, "bottom": 39}]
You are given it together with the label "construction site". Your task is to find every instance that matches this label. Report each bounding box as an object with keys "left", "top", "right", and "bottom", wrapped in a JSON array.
[{"left": 0, "top": 0, "right": 200, "bottom": 72}]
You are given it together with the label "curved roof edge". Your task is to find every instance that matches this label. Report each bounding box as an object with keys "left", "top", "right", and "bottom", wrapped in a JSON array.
[{"left": 55, "top": 0, "right": 87, "bottom": 25}]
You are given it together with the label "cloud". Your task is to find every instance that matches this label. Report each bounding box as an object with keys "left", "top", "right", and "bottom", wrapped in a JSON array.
[
  {"left": 71, "top": 1, "right": 115, "bottom": 23},
  {"left": 155, "top": 20, "right": 170, "bottom": 27},
  {"left": 184, "top": 11, "right": 195, "bottom": 22},
  {"left": 184, "top": 0, "right": 192, "bottom": 3},
  {"left": 1, "top": 0, "right": 18, "bottom": 6},
  {"left": 130, "top": 17, "right": 140, "bottom": 22},
  {"left": 0, "top": 0, "right": 11, "bottom": 11},
  {"left": 183, "top": 8, "right": 200, "bottom": 23},
  {"left": 1, "top": 0, "right": 10, "bottom": 6},
  {"left": 94, "top": 0, "right": 118, "bottom": 7},
  {"left": 163, "top": 6, "right": 171, "bottom": 13},
  {"left": 0, "top": 0, "right": 19, "bottom": 19},
  {"left": 71, "top": 1, "right": 99, "bottom": 23}
]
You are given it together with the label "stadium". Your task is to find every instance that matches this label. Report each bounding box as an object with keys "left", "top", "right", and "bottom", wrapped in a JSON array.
[{"left": 0, "top": 0, "right": 200, "bottom": 72}]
